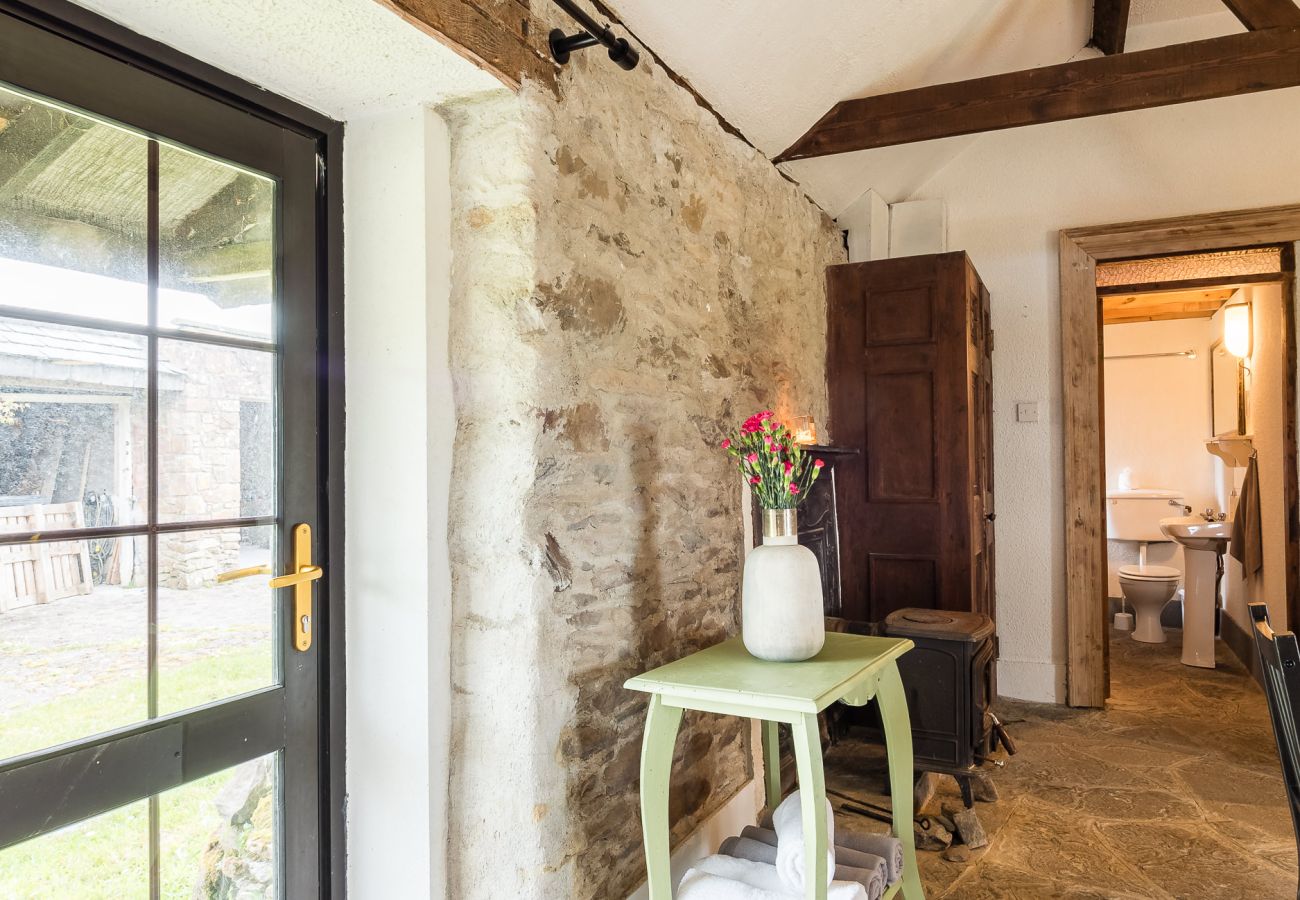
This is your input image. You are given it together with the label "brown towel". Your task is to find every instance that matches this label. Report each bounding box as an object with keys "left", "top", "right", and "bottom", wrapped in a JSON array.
[{"left": 1231, "top": 455, "right": 1263, "bottom": 576}]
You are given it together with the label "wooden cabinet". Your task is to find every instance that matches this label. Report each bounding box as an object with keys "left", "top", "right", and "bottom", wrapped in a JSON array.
[{"left": 827, "top": 252, "right": 995, "bottom": 624}]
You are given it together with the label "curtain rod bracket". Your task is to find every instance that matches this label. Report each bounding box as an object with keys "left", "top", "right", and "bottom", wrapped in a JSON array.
[{"left": 549, "top": 0, "right": 639, "bottom": 71}]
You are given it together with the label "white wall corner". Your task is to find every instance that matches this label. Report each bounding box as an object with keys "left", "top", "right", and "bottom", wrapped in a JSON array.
[
  {"left": 345, "top": 104, "right": 454, "bottom": 900},
  {"left": 889, "top": 198, "right": 948, "bottom": 259},
  {"left": 837, "top": 189, "right": 890, "bottom": 263},
  {"left": 997, "top": 657, "right": 1067, "bottom": 704}
]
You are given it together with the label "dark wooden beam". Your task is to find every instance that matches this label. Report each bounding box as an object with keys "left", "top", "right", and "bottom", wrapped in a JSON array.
[
  {"left": 1091, "top": 0, "right": 1132, "bottom": 54},
  {"left": 1221, "top": 0, "right": 1300, "bottom": 29},
  {"left": 776, "top": 26, "right": 1300, "bottom": 162},
  {"left": 376, "top": 0, "right": 555, "bottom": 89}
]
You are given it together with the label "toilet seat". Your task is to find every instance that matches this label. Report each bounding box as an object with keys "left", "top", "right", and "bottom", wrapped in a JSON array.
[{"left": 1119, "top": 564, "right": 1180, "bottom": 582}]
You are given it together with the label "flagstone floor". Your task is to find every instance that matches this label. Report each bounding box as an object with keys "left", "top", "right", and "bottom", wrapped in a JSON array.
[{"left": 827, "top": 626, "right": 1297, "bottom": 899}]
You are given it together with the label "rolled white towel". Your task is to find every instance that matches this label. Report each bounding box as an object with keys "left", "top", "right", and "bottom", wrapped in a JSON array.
[
  {"left": 721, "top": 835, "right": 886, "bottom": 899},
  {"left": 678, "top": 855, "right": 867, "bottom": 900},
  {"left": 772, "top": 790, "right": 836, "bottom": 893},
  {"left": 677, "top": 869, "right": 775, "bottom": 900}
]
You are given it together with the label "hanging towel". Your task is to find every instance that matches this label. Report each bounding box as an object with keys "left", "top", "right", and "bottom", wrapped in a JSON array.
[
  {"left": 772, "top": 790, "right": 836, "bottom": 893},
  {"left": 677, "top": 854, "right": 868, "bottom": 900},
  {"left": 720, "top": 836, "right": 886, "bottom": 900},
  {"left": 1231, "top": 454, "right": 1264, "bottom": 576}
]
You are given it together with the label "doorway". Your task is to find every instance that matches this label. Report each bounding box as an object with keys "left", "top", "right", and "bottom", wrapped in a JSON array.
[
  {"left": 1059, "top": 209, "right": 1300, "bottom": 707},
  {"left": 0, "top": 5, "right": 341, "bottom": 896}
]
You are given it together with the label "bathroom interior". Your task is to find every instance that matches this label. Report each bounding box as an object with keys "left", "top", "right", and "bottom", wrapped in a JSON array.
[{"left": 1101, "top": 245, "right": 1296, "bottom": 685}]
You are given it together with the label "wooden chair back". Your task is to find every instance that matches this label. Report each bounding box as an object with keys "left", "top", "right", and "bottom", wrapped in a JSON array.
[{"left": 1249, "top": 601, "right": 1300, "bottom": 900}]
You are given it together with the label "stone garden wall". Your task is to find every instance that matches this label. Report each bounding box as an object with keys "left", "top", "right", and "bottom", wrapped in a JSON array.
[{"left": 444, "top": 12, "right": 844, "bottom": 897}]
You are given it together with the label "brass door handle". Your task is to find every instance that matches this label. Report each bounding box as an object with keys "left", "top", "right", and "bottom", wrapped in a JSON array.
[
  {"left": 217, "top": 525, "right": 320, "bottom": 651},
  {"left": 274, "top": 523, "right": 320, "bottom": 652},
  {"left": 269, "top": 565, "right": 323, "bottom": 589},
  {"left": 217, "top": 564, "right": 272, "bottom": 584}
]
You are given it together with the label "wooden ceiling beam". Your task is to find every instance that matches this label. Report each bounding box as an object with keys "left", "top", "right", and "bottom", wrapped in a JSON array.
[
  {"left": 1101, "top": 291, "right": 1234, "bottom": 324},
  {"left": 1103, "top": 307, "right": 1223, "bottom": 324},
  {"left": 776, "top": 26, "right": 1300, "bottom": 162},
  {"left": 375, "top": 0, "right": 556, "bottom": 89},
  {"left": 1091, "top": 0, "right": 1132, "bottom": 55},
  {"left": 1221, "top": 0, "right": 1300, "bottom": 30}
]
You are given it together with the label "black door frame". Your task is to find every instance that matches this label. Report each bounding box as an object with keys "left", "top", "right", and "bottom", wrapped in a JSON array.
[{"left": 0, "top": 1, "right": 345, "bottom": 894}]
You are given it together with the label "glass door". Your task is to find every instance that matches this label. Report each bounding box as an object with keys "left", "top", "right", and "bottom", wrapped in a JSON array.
[{"left": 0, "top": 10, "right": 327, "bottom": 898}]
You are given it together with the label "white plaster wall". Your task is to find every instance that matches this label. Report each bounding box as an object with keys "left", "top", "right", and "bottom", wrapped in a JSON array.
[
  {"left": 901, "top": 87, "right": 1300, "bottom": 702},
  {"left": 343, "top": 106, "right": 455, "bottom": 899},
  {"left": 1103, "top": 319, "right": 1216, "bottom": 509},
  {"left": 1102, "top": 318, "right": 1216, "bottom": 595},
  {"left": 1220, "top": 284, "right": 1291, "bottom": 633}
]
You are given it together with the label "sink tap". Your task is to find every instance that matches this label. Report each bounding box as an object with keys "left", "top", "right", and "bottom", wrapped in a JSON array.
[{"left": 1202, "top": 508, "right": 1226, "bottom": 522}]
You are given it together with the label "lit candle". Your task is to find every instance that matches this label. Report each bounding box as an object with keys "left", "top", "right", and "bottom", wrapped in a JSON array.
[{"left": 790, "top": 415, "right": 817, "bottom": 445}]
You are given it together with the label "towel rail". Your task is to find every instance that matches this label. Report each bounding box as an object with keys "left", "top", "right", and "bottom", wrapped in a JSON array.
[{"left": 1103, "top": 348, "right": 1197, "bottom": 361}]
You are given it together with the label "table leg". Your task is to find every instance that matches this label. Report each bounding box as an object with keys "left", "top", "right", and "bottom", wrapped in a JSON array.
[
  {"left": 791, "top": 712, "right": 828, "bottom": 900},
  {"left": 761, "top": 719, "right": 782, "bottom": 810},
  {"left": 639, "top": 695, "right": 683, "bottom": 900},
  {"left": 878, "top": 661, "right": 925, "bottom": 899}
]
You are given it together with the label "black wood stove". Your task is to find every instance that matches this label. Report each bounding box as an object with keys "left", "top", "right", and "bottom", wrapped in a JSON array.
[
  {"left": 750, "top": 446, "right": 1013, "bottom": 804},
  {"left": 882, "top": 608, "right": 998, "bottom": 772}
]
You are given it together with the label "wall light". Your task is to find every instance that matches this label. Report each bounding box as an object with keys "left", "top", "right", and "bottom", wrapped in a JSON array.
[{"left": 1223, "top": 303, "right": 1253, "bottom": 359}]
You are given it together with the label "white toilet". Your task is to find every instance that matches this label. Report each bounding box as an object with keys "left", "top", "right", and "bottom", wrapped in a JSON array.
[{"left": 1107, "top": 489, "right": 1185, "bottom": 644}]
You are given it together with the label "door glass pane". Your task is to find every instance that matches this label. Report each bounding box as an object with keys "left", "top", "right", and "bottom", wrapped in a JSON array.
[
  {"left": 157, "top": 525, "right": 277, "bottom": 716},
  {"left": 0, "top": 798, "right": 148, "bottom": 898},
  {"left": 0, "top": 535, "right": 147, "bottom": 762},
  {"left": 0, "top": 83, "right": 147, "bottom": 328},
  {"left": 157, "top": 339, "right": 275, "bottom": 523},
  {"left": 160, "top": 753, "right": 279, "bottom": 899},
  {"left": 0, "top": 317, "right": 147, "bottom": 526},
  {"left": 158, "top": 144, "right": 274, "bottom": 342}
]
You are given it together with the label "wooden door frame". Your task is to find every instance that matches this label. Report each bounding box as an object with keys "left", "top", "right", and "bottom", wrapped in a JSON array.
[{"left": 1060, "top": 205, "right": 1300, "bottom": 707}]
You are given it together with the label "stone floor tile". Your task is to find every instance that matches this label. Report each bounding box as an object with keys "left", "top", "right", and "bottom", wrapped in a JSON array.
[{"left": 822, "top": 626, "right": 1296, "bottom": 899}]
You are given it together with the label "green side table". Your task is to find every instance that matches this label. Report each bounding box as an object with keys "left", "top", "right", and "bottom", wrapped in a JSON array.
[{"left": 625, "top": 632, "right": 924, "bottom": 900}]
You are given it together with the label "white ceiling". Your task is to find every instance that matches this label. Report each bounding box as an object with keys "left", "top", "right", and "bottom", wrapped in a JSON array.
[
  {"left": 609, "top": 0, "right": 1244, "bottom": 215},
  {"left": 71, "top": 0, "right": 502, "bottom": 121}
]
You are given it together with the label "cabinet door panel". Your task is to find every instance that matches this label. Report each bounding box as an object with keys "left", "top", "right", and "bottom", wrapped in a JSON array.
[{"left": 828, "top": 252, "right": 994, "bottom": 623}]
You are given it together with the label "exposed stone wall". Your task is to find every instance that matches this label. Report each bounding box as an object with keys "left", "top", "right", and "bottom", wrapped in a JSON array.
[{"left": 445, "top": 18, "right": 844, "bottom": 898}]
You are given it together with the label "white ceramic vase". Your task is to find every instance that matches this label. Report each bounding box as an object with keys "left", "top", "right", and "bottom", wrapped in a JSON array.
[{"left": 742, "top": 508, "right": 826, "bottom": 662}]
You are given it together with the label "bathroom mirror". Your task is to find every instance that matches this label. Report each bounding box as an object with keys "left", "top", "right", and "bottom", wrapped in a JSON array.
[{"left": 1210, "top": 338, "right": 1248, "bottom": 436}]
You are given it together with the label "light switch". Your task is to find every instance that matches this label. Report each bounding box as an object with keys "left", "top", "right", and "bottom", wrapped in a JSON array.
[{"left": 1016, "top": 402, "right": 1039, "bottom": 423}]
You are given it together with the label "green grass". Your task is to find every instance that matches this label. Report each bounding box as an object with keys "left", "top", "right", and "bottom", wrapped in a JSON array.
[
  {"left": 0, "top": 646, "right": 272, "bottom": 762},
  {"left": 0, "top": 648, "right": 277, "bottom": 898}
]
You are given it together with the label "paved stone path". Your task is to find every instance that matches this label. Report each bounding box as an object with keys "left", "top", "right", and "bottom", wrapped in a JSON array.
[
  {"left": 827, "top": 627, "right": 1297, "bottom": 898},
  {"left": 0, "top": 579, "right": 269, "bottom": 716}
]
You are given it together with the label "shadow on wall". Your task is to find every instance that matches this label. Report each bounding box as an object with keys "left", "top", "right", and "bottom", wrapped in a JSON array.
[{"left": 554, "top": 423, "right": 752, "bottom": 898}]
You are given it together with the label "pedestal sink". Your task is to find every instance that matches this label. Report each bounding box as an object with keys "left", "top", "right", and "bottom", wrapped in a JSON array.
[{"left": 1160, "top": 516, "right": 1231, "bottom": 668}]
